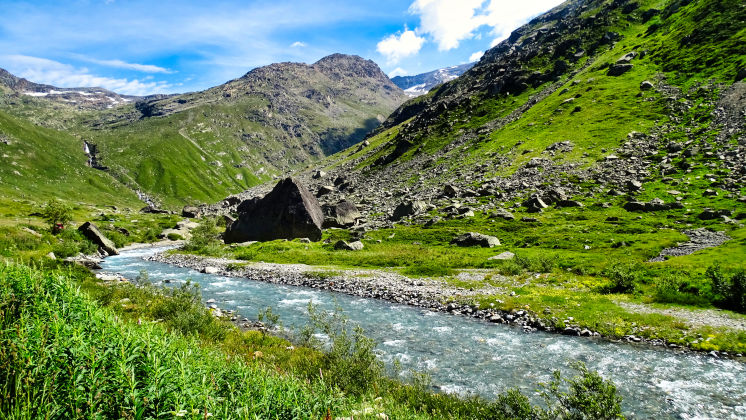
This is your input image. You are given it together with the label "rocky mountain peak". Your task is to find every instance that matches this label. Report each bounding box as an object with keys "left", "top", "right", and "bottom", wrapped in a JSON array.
[{"left": 312, "top": 53, "right": 392, "bottom": 83}]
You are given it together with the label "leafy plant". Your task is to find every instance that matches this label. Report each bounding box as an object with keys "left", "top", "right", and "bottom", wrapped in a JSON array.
[
  {"left": 183, "top": 217, "right": 220, "bottom": 252},
  {"left": 300, "top": 303, "right": 384, "bottom": 396},
  {"left": 40, "top": 199, "right": 72, "bottom": 234},
  {"left": 539, "top": 362, "right": 624, "bottom": 419},
  {"left": 707, "top": 265, "right": 746, "bottom": 312}
]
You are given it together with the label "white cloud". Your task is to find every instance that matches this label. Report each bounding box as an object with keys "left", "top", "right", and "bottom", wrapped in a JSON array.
[
  {"left": 409, "top": 0, "right": 485, "bottom": 51},
  {"left": 77, "top": 56, "right": 174, "bottom": 73},
  {"left": 290, "top": 41, "right": 306, "bottom": 48},
  {"left": 388, "top": 67, "right": 409, "bottom": 77},
  {"left": 406, "top": 0, "right": 565, "bottom": 51},
  {"left": 1, "top": 54, "right": 171, "bottom": 96},
  {"left": 481, "top": 0, "right": 565, "bottom": 41},
  {"left": 469, "top": 51, "right": 484, "bottom": 62},
  {"left": 376, "top": 29, "right": 425, "bottom": 64}
]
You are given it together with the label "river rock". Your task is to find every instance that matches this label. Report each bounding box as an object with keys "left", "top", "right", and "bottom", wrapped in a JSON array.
[
  {"left": 224, "top": 177, "right": 324, "bottom": 243},
  {"left": 78, "top": 221, "right": 119, "bottom": 256},
  {"left": 451, "top": 232, "right": 500, "bottom": 248}
]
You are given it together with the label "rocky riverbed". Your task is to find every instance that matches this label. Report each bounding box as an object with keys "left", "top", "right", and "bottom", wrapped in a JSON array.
[{"left": 145, "top": 250, "right": 743, "bottom": 358}]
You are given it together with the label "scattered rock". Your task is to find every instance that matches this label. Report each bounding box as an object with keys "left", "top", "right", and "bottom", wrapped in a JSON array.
[
  {"left": 489, "top": 251, "right": 515, "bottom": 260},
  {"left": 607, "top": 64, "right": 633, "bottom": 76},
  {"left": 182, "top": 206, "right": 201, "bottom": 218},
  {"left": 443, "top": 184, "right": 460, "bottom": 197},
  {"left": 323, "top": 200, "right": 361, "bottom": 228},
  {"left": 391, "top": 201, "right": 427, "bottom": 221},
  {"left": 312, "top": 170, "right": 327, "bottom": 179},
  {"left": 451, "top": 232, "right": 500, "bottom": 248},
  {"left": 202, "top": 266, "right": 219, "bottom": 274},
  {"left": 640, "top": 80, "right": 654, "bottom": 90},
  {"left": 317, "top": 185, "right": 335, "bottom": 197},
  {"left": 623, "top": 199, "right": 683, "bottom": 212},
  {"left": 334, "top": 240, "right": 364, "bottom": 251},
  {"left": 490, "top": 209, "right": 515, "bottom": 220}
]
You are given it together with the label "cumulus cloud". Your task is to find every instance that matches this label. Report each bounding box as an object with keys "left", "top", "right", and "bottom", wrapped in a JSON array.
[
  {"left": 290, "top": 41, "right": 306, "bottom": 48},
  {"left": 481, "top": 0, "right": 565, "bottom": 43},
  {"left": 376, "top": 29, "right": 425, "bottom": 64},
  {"left": 404, "top": 0, "right": 564, "bottom": 51},
  {"left": 1, "top": 54, "right": 171, "bottom": 96},
  {"left": 78, "top": 56, "right": 174, "bottom": 73},
  {"left": 469, "top": 50, "right": 484, "bottom": 62},
  {"left": 409, "top": 0, "right": 485, "bottom": 51}
]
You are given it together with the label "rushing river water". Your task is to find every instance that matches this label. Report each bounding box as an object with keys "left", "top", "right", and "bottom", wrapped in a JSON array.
[{"left": 100, "top": 246, "right": 746, "bottom": 419}]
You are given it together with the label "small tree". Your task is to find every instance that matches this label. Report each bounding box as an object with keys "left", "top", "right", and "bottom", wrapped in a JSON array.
[{"left": 41, "top": 200, "right": 73, "bottom": 234}]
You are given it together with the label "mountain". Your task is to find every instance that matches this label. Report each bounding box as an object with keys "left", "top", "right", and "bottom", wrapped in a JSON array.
[
  {"left": 0, "top": 68, "right": 139, "bottom": 110},
  {"left": 0, "top": 54, "right": 406, "bottom": 208},
  {"left": 391, "top": 62, "right": 474, "bottom": 96},
  {"left": 303, "top": 0, "right": 745, "bottom": 215}
]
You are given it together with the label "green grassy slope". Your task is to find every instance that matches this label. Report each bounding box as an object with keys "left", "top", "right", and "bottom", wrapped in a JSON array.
[{"left": 0, "top": 110, "right": 140, "bottom": 207}]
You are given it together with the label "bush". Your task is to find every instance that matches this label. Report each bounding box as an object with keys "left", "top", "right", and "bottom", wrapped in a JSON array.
[
  {"left": 40, "top": 200, "right": 73, "bottom": 234},
  {"left": 707, "top": 265, "right": 746, "bottom": 313},
  {"left": 598, "top": 262, "right": 639, "bottom": 294},
  {"left": 540, "top": 362, "right": 624, "bottom": 419},
  {"left": 183, "top": 217, "right": 220, "bottom": 252},
  {"left": 167, "top": 232, "right": 184, "bottom": 241},
  {"left": 51, "top": 229, "right": 98, "bottom": 258},
  {"left": 514, "top": 253, "right": 556, "bottom": 273},
  {"left": 300, "top": 303, "right": 384, "bottom": 396}
]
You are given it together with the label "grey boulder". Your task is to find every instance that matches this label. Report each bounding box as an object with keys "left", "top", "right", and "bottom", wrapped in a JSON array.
[
  {"left": 78, "top": 221, "right": 119, "bottom": 256},
  {"left": 224, "top": 177, "right": 324, "bottom": 243},
  {"left": 451, "top": 232, "right": 500, "bottom": 248}
]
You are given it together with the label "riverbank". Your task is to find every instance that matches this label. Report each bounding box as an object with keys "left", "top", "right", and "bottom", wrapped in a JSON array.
[{"left": 144, "top": 249, "right": 745, "bottom": 358}]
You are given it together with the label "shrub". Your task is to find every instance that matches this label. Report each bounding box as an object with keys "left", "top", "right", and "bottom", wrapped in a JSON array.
[
  {"left": 540, "top": 362, "right": 624, "bottom": 419},
  {"left": 300, "top": 303, "right": 384, "bottom": 396},
  {"left": 598, "top": 262, "right": 640, "bottom": 294},
  {"left": 167, "top": 232, "right": 184, "bottom": 241},
  {"left": 40, "top": 200, "right": 73, "bottom": 234},
  {"left": 514, "top": 253, "right": 556, "bottom": 273},
  {"left": 183, "top": 217, "right": 220, "bottom": 252},
  {"left": 707, "top": 265, "right": 746, "bottom": 312}
]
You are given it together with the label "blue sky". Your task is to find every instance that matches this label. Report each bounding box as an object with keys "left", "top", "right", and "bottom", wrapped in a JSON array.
[{"left": 0, "top": 0, "right": 563, "bottom": 96}]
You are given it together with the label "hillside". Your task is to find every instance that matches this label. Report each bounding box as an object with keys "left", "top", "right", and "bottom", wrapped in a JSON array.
[
  {"left": 196, "top": 0, "right": 746, "bottom": 354},
  {"left": 0, "top": 54, "right": 406, "bottom": 208}
]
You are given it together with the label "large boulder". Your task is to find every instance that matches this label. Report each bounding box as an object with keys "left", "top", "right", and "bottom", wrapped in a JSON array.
[
  {"left": 224, "top": 177, "right": 324, "bottom": 243},
  {"left": 391, "top": 201, "right": 427, "bottom": 221},
  {"left": 323, "top": 201, "right": 361, "bottom": 228},
  {"left": 181, "top": 206, "right": 201, "bottom": 218},
  {"left": 451, "top": 232, "right": 501, "bottom": 248},
  {"left": 78, "top": 221, "right": 119, "bottom": 256}
]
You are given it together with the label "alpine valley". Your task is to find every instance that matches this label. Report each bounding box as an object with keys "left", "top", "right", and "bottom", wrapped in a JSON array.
[{"left": 1, "top": 0, "right": 746, "bottom": 419}]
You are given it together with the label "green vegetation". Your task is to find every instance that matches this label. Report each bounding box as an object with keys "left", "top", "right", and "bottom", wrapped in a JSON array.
[
  {"left": 40, "top": 199, "right": 73, "bottom": 233},
  {"left": 0, "top": 260, "right": 627, "bottom": 419}
]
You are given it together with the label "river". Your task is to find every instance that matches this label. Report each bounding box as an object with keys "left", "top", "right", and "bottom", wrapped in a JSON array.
[{"left": 100, "top": 246, "right": 746, "bottom": 419}]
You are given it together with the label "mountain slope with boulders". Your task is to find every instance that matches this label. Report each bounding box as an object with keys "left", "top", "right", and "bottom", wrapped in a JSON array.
[
  {"left": 0, "top": 54, "right": 406, "bottom": 208},
  {"left": 200, "top": 0, "right": 746, "bottom": 346}
]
